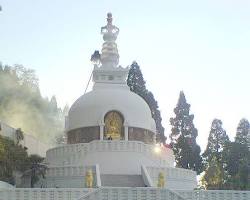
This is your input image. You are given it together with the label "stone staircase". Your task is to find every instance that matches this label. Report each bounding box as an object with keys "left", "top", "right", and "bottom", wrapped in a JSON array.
[
  {"left": 77, "top": 187, "right": 186, "bottom": 200},
  {"left": 100, "top": 174, "right": 145, "bottom": 187}
]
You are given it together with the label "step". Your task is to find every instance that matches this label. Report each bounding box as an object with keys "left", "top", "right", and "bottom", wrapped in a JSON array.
[{"left": 100, "top": 174, "right": 145, "bottom": 187}]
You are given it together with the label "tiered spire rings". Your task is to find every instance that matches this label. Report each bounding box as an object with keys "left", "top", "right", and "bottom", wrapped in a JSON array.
[{"left": 100, "top": 13, "right": 120, "bottom": 68}]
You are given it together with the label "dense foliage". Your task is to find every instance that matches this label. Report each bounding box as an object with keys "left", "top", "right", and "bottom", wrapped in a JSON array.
[
  {"left": 0, "top": 63, "right": 65, "bottom": 143},
  {"left": 28, "top": 154, "right": 47, "bottom": 188},
  {"left": 0, "top": 135, "right": 45, "bottom": 186},
  {"left": 0, "top": 135, "right": 28, "bottom": 184},
  {"left": 202, "top": 118, "right": 250, "bottom": 190},
  {"left": 203, "top": 119, "right": 230, "bottom": 163},
  {"left": 201, "top": 119, "right": 230, "bottom": 189},
  {"left": 170, "top": 91, "right": 202, "bottom": 174},
  {"left": 223, "top": 141, "right": 249, "bottom": 190},
  {"left": 235, "top": 119, "right": 249, "bottom": 145},
  {"left": 222, "top": 119, "right": 250, "bottom": 190},
  {"left": 127, "top": 61, "right": 166, "bottom": 143}
]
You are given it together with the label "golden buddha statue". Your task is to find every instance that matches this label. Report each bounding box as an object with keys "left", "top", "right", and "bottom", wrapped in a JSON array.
[
  {"left": 104, "top": 111, "right": 123, "bottom": 140},
  {"left": 157, "top": 172, "right": 165, "bottom": 188}
]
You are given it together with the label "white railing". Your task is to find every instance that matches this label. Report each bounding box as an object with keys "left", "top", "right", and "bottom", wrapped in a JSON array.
[
  {"left": 95, "top": 164, "right": 102, "bottom": 187},
  {"left": 176, "top": 190, "right": 250, "bottom": 200},
  {"left": 0, "top": 188, "right": 91, "bottom": 200},
  {"left": 43, "top": 165, "right": 100, "bottom": 188},
  {"left": 1, "top": 188, "right": 250, "bottom": 200},
  {"left": 77, "top": 187, "right": 185, "bottom": 200},
  {"left": 146, "top": 166, "right": 197, "bottom": 190},
  {"left": 146, "top": 166, "right": 197, "bottom": 183},
  {"left": 77, "top": 188, "right": 100, "bottom": 200},
  {"left": 46, "top": 165, "right": 96, "bottom": 177},
  {"left": 141, "top": 165, "right": 153, "bottom": 187},
  {"left": 46, "top": 140, "right": 173, "bottom": 167}
]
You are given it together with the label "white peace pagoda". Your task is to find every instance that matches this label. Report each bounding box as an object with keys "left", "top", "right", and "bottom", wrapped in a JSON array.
[
  {"left": 42, "top": 13, "right": 197, "bottom": 191},
  {"left": 2, "top": 13, "right": 250, "bottom": 200}
]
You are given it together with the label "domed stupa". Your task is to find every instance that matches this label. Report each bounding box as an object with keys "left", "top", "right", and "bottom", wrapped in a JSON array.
[{"left": 43, "top": 13, "right": 197, "bottom": 190}]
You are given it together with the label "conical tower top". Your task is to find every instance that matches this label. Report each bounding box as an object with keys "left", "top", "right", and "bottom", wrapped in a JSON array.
[
  {"left": 92, "top": 13, "right": 129, "bottom": 87},
  {"left": 100, "top": 13, "right": 120, "bottom": 68}
]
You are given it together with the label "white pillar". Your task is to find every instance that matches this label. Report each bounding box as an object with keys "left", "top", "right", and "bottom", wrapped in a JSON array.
[
  {"left": 125, "top": 126, "right": 128, "bottom": 141},
  {"left": 99, "top": 123, "right": 105, "bottom": 140},
  {"left": 153, "top": 134, "right": 156, "bottom": 144},
  {"left": 124, "top": 121, "right": 129, "bottom": 141}
]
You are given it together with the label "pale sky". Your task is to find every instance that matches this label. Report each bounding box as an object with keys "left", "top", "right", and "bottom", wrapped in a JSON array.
[{"left": 0, "top": 0, "right": 250, "bottom": 151}]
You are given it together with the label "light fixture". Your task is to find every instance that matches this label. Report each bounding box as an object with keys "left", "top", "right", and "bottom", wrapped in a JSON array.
[{"left": 154, "top": 144, "right": 161, "bottom": 154}]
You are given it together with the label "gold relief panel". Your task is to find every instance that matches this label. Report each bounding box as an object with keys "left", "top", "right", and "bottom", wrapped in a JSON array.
[{"left": 104, "top": 111, "right": 124, "bottom": 140}]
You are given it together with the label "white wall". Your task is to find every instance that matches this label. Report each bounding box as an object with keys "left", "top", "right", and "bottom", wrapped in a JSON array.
[
  {"left": 44, "top": 165, "right": 97, "bottom": 188},
  {"left": 21, "top": 134, "right": 51, "bottom": 157},
  {"left": 0, "top": 181, "right": 15, "bottom": 189},
  {"left": 0, "top": 121, "right": 16, "bottom": 141},
  {"left": 46, "top": 141, "right": 174, "bottom": 175},
  {"left": 0, "top": 121, "right": 51, "bottom": 157},
  {"left": 146, "top": 166, "right": 197, "bottom": 190}
]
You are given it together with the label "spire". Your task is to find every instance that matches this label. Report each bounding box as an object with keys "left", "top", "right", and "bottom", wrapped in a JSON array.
[
  {"left": 92, "top": 13, "right": 129, "bottom": 88},
  {"left": 100, "top": 13, "right": 120, "bottom": 68}
]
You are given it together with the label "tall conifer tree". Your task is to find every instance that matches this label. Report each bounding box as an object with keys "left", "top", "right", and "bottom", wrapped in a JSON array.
[
  {"left": 202, "top": 119, "right": 230, "bottom": 189},
  {"left": 127, "top": 61, "right": 147, "bottom": 96},
  {"left": 222, "top": 141, "right": 249, "bottom": 190},
  {"left": 203, "top": 119, "right": 229, "bottom": 163},
  {"left": 170, "top": 91, "right": 202, "bottom": 173},
  {"left": 235, "top": 118, "right": 249, "bottom": 146},
  {"left": 127, "top": 61, "right": 166, "bottom": 143},
  {"left": 222, "top": 118, "right": 250, "bottom": 190}
]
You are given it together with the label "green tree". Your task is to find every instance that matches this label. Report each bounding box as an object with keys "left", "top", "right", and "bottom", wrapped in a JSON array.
[
  {"left": 62, "top": 104, "right": 69, "bottom": 116},
  {"left": 223, "top": 142, "right": 249, "bottom": 190},
  {"left": 0, "top": 136, "right": 46, "bottom": 186},
  {"left": 203, "top": 119, "right": 230, "bottom": 163},
  {"left": 15, "top": 128, "right": 24, "bottom": 144},
  {"left": 0, "top": 62, "right": 3, "bottom": 72},
  {"left": 235, "top": 118, "right": 249, "bottom": 146},
  {"left": 127, "top": 61, "right": 165, "bottom": 143},
  {"left": 202, "top": 119, "right": 230, "bottom": 189},
  {"left": 0, "top": 137, "right": 4, "bottom": 160},
  {"left": 0, "top": 135, "right": 29, "bottom": 185},
  {"left": 127, "top": 61, "right": 147, "bottom": 95},
  {"left": 201, "top": 157, "right": 224, "bottom": 189},
  {"left": 27, "top": 154, "right": 46, "bottom": 188},
  {"left": 222, "top": 120, "right": 250, "bottom": 190},
  {"left": 170, "top": 91, "right": 202, "bottom": 173},
  {"left": 13, "top": 64, "right": 39, "bottom": 90}
]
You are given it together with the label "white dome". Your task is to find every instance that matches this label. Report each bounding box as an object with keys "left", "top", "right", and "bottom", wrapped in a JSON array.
[{"left": 67, "top": 85, "right": 156, "bottom": 133}]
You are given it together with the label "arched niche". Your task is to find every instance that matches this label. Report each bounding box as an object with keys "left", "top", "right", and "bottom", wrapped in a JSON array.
[{"left": 104, "top": 111, "right": 124, "bottom": 140}]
